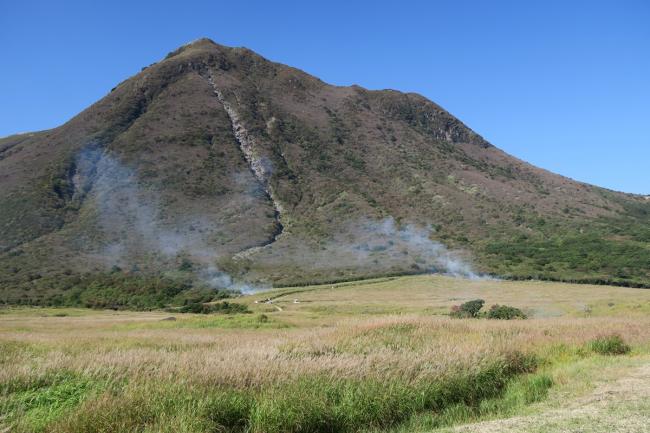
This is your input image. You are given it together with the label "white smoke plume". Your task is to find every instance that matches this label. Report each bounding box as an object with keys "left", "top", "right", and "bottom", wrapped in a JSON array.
[
  {"left": 75, "top": 148, "right": 486, "bottom": 293},
  {"left": 75, "top": 147, "right": 264, "bottom": 292},
  {"left": 276, "top": 217, "right": 487, "bottom": 280}
]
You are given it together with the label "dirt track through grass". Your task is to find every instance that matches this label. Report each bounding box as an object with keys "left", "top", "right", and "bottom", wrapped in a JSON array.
[{"left": 444, "top": 359, "right": 650, "bottom": 433}]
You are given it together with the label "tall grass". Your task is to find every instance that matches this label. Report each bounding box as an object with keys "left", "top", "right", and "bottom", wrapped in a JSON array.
[
  {"left": 42, "top": 352, "right": 533, "bottom": 433},
  {"left": 1, "top": 310, "right": 648, "bottom": 432},
  {"left": 373, "top": 371, "right": 554, "bottom": 432},
  {"left": 0, "top": 371, "right": 109, "bottom": 432},
  {"left": 589, "top": 333, "right": 631, "bottom": 355}
]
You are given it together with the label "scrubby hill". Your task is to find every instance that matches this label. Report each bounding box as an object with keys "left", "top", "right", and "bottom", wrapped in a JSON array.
[{"left": 1, "top": 38, "right": 649, "bottom": 305}]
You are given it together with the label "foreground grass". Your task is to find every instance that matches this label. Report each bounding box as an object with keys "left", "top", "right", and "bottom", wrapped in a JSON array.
[
  {"left": 0, "top": 344, "right": 539, "bottom": 433},
  {"left": 35, "top": 356, "right": 533, "bottom": 433},
  {"left": 435, "top": 352, "right": 650, "bottom": 433},
  {"left": 2, "top": 277, "right": 649, "bottom": 432}
]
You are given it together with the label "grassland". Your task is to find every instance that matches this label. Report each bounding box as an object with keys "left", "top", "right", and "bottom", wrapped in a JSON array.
[{"left": 2, "top": 275, "right": 650, "bottom": 432}]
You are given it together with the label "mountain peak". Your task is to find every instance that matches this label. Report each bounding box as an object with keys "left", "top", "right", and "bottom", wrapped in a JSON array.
[
  {"left": 187, "top": 37, "right": 218, "bottom": 47},
  {"left": 163, "top": 37, "right": 229, "bottom": 61},
  {"left": 1, "top": 39, "right": 649, "bottom": 303}
]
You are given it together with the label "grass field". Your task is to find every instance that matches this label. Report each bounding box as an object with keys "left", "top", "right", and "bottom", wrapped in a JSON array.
[{"left": 2, "top": 275, "right": 650, "bottom": 432}]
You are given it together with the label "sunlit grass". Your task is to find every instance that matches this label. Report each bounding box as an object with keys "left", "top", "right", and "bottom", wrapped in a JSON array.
[{"left": 2, "top": 276, "right": 649, "bottom": 432}]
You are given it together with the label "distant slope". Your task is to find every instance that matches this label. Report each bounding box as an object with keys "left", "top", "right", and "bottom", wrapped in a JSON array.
[{"left": 1, "top": 38, "right": 649, "bottom": 305}]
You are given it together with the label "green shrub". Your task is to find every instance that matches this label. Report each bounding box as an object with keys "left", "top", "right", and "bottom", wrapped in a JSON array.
[
  {"left": 487, "top": 304, "right": 527, "bottom": 320},
  {"left": 179, "top": 301, "right": 250, "bottom": 314},
  {"left": 178, "top": 258, "right": 194, "bottom": 272},
  {"left": 589, "top": 334, "right": 631, "bottom": 355},
  {"left": 450, "top": 299, "right": 484, "bottom": 318}
]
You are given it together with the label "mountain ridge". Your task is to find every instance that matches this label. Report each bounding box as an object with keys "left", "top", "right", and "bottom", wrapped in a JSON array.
[{"left": 1, "top": 38, "right": 649, "bottom": 306}]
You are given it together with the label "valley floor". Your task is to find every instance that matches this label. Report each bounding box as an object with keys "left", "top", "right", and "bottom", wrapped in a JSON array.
[{"left": 1, "top": 275, "right": 650, "bottom": 432}]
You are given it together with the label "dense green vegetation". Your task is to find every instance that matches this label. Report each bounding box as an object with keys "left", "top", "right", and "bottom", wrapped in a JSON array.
[
  {"left": 0, "top": 272, "right": 235, "bottom": 310},
  {"left": 176, "top": 300, "right": 250, "bottom": 314},
  {"left": 481, "top": 213, "right": 650, "bottom": 287},
  {"left": 487, "top": 304, "right": 527, "bottom": 320}
]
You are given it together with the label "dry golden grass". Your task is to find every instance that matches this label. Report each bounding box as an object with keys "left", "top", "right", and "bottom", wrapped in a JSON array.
[
  {"left": 246, "top": 274, "right": 650, "bottom": 320},
  {"left": 2, "top": 275, "right": 650, "bottom": 432},
  {"left": 2, "top": 277, "right": 649, "bottom": 388}
]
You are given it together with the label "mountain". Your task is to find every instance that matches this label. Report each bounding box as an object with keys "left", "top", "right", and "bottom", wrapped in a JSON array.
[{"left": 1, "top": 38, "right": 649, "bottom": 306}]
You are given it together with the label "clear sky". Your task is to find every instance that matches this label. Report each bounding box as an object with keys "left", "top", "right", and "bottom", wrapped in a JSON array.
[{"left": 2, "top": 0, "right": 648, "bottom": 194}]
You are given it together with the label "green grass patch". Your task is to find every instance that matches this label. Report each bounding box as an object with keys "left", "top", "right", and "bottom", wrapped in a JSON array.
[
  {"left": 48, "top": 382, "right": 253, "bottom": 433},
  {"left": 113, "top": 313, "right": 290, "bottom": 331},
  {"left": 374, "top": 371, "right": 552, "bottom": 432},
  {"left": 0, "top": 372, "right": 107, "bottom": 432},
  {"left": 589, "top": 334, "right": 631, "bottom": 355},
  {"left": 0, "top": 340, "right": 47, "bottom": 365}
]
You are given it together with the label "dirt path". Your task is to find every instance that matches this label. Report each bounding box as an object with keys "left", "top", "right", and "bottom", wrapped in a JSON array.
[{"left": 445, "top": 362, "right": 650, "bottom": 433}]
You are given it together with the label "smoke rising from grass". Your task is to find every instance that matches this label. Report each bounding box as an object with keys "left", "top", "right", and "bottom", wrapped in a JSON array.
[
  {"left": 373, "top": 218, "right": 482, "bottom": 279},
  {"left": 76, "top": 148, "right": 485, "bottom": 292},
  {"left": 76, "top": 147, "right": 263, "bottom": 292},
  {"left": 282, "top": 217, "right": 486, "bottom": 280}
]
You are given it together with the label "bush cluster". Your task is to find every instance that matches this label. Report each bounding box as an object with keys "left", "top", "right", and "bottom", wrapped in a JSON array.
[
  {"left": 450, "top": 299, "right": 526, "bottom": 320},
  {"left": 450, "top": 299, "right": 485, "bottom": 318},
  {"left": 487, "top": 304, "right": 527, "bottom": 320},
  {"left": 178, "top": 301, "right": 250, "bottom": 315}
]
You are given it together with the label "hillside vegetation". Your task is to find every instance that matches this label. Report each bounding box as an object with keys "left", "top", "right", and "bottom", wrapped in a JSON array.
[{"left": 1, "top": 38, "right": 649, "bottom": 304}]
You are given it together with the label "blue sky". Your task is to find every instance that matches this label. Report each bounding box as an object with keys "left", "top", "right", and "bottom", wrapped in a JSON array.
[{"left": 1, "top": 0, "right": 648, "bottom": 194}]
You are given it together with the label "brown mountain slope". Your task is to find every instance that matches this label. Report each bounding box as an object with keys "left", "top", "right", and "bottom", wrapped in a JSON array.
[{"left": 1, "top": 38, "right": 648, "bottom": 305}]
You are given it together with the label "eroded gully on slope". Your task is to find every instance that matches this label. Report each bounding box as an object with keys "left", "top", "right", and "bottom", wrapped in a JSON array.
[{"left": 205, "top": 72, "right": 284, "bottom": 259}]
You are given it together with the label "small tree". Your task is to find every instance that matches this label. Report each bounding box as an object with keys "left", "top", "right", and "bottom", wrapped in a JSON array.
[{"left": 450, "top": 299, "right": 485, "bottom": 318}]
